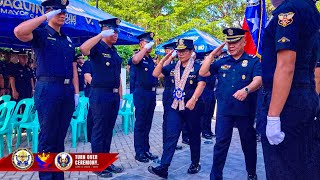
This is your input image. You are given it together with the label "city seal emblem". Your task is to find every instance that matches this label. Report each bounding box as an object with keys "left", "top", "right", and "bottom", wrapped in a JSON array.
[{"left": 12, "top": 148, "right": 34, "bottom": 170}]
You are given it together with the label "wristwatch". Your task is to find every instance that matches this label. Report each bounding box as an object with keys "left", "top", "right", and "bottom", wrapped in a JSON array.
[{"left": 244, "top": 87, "right": 250, "bottom": 94}]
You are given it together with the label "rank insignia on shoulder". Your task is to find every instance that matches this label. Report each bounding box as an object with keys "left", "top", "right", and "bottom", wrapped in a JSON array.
[
  {"left": 221, "top": 65, "right": 231, "bottom": 70},
  {"left": 102, "top": 53, "right": 111, "bottom": 58},
  {"left": 47, "top": 37, "right": 56, "bottom": 41},
  {"left": 278, "top": 12, "right": 294, "bottom": 27},
  {"left": 248, "top": 54, "right": 256, "bottom": 58},
  {"left": 242, "top": 60, "right": 248, "bottom": 67},
  {"left": 278, "top": 37, "right": 290, "bottom": 43}
]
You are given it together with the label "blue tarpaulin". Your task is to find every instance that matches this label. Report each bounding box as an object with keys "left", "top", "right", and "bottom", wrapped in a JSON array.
[
  {"left": 155, "top": 28, "right": 225, "bottom": 56},
  {"left": 0, "top": 0, "right": 145, "bottom": 48}
]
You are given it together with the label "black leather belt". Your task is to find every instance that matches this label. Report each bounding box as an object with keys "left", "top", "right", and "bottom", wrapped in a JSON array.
[
  {"left": 92, "top": 87, "right": 119, "bottom": 93},
  {"left": 136, "top": 86, "right": 156, "bottom": 91},
  {"left": 38, "top": 77, "right": 71, "bottom": 85}
]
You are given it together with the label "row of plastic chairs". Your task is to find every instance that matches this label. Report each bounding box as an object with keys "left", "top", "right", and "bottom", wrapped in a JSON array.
[{"left": 0, "top": 93, "right": 135, "bottom": 156}]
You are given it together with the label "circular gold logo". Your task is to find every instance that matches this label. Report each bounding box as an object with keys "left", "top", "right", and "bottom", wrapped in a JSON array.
[
  {"left": 54, "top": 152, "right": 73, "bottom": 171},
  {"left": 12, "top": 148, "right": 34, "bottom": 170}
]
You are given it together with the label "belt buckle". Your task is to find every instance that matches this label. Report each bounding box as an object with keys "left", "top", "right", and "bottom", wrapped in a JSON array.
[
  {"left": 152, "top": 87, "right": 156, "bottom": 91},
  {"left": 113, "top": 88, "right": 119, "bottom": 93},
  {"left": 64, "top": 79, "right": 70, "bottom": 85}
]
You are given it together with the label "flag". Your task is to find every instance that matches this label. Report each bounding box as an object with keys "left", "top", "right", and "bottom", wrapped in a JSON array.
[{"left": 242, "top": 0, "right": 267, "bottom": 58}]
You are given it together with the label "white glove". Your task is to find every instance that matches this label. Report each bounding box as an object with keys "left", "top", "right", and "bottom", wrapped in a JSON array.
[
  {"left": 45, "top": 9, "right": 61, "bottom": 21},
  {"left": 191, "top": 52, "right": 196, "bottom": 59},
  {"left": 171, "top": 50, "right": 177, "bottom": 58},
  {"left": 74, "top": 94, "right": 80, "bottom": 107},
  {"left": 266, "top": 116, "right": 285, "bottom": 145},
  {"left": 144, "top": 41, "right": 155, "bottom": 50},
  {"left": 119, "top": 99, "right": 123, "bottom": 110},
  {"left": 100, "top": 29, "right": 115, "bottom": 38}
]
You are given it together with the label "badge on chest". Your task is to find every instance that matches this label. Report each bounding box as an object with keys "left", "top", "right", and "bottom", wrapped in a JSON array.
[
  {"left": 242, "top": 60, "right": 248, "bottom": 67},
  {"left": 102, "top": 53, "right": 111, "bottom": 58},
  {"left": 221, "top": 65, "right": 231, "bottom": 70}
]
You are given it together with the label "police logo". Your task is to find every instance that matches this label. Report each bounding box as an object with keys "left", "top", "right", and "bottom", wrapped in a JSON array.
[
  {"left": 278, "top": 12, "right": 294, "bottom": 27},
  {"left": 242, "top": 75, "right": 246, "bottom": 80},
  {"left": 12, "top": 148, "right": 34, "bottom": 170},
  {"left": 242, "top": 60, "right": 248, "bottom": 67},
  {"left": 54, "top": 152, "right": 73, "bottom": 171},
  {"left": 106, "top": 62, "right": 110, "bottom": 66},
  {"left": 278, "top": 37, "right": 290, "bottom": 43},
  {"left": 179, "top": 39, "right": 184, "bottom": 45},
  {"left": 144, "top": 68, "right": 148, "bottom": 71},
  {"left": 227, "top": 29, "right": 233, "bottom": 36}
]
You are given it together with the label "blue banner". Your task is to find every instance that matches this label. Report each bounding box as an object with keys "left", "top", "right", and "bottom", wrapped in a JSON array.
[{"left": 0, "top": 0, "right": 145, "bottom": 48}]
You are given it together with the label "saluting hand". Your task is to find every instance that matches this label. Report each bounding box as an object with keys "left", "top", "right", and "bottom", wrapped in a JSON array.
[
  {"left": 233, "top": 89, "right": 247, "bottom": 101},
  {"left": 45, "top": 9, "right": 62, "bottom": 21},
  {"left": 210, "top": 42, "right": 226, "bottom": 61},
  {"left": 144, "top": 41, "right": 155, "bottom": 50},
  {"left": 100, "top": 29, "right": 115, "bottom": 38},
  {"left": 185, "top": 99, "right": 196, "bottom": 110}
]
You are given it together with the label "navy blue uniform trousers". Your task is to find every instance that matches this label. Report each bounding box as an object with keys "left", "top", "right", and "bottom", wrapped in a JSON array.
[
  {"left": 201, "top": 89, "right": 216, "bottom": 134},
  {"left": 34, "top": 80, "right": 74, "bottom": 180},
  {"left": 161, "top": 102, "right": 203, "bottom": 166},
  {"left": 210, "top": 115, "right": 257, "bottom": 180},
  {"left": 133, "top": 88, "right": 156, "bottom": 155},
  {"left": 261, "top": 88, "right": 319, "bottom": 180},
  {"left": 90, "top": 88, "right": 119, "bottom": 153}
]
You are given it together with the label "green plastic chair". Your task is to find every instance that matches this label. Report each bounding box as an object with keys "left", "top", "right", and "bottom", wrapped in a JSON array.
[
  {"left": 16, "top": 110, "right": 39, "bottom": 153},
  {"left": 0, "top": 101, "right": 17, "bottom": 158},
  {"left": 118, "top": 94, "right": 135, "bottom": 135},
  {"left": 70, "top": 97, "right": 89, "bottom": 148},
  {"left": 11, "top": 98, "right": 35, "bottom": 145}
]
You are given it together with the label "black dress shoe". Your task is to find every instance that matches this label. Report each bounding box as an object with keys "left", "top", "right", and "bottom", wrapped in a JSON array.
[
  {"left": 135, "top": 154, "right": 149, "bottom": 163},
  {"left": 248, "top": 174, "right": 257, "bottom": 180},
  {"left": 148, "top": 166, "right": 168, "bottom": 179},
  {"left": 182, "top": 139, "right": 190, "bottom": 145},
  {"left": 187, "top": 163, "right": 201, "bottom": 174},
  {"left": 106, "top": 164, "right": 124, "bottom": 173},
  {"left": 175, "top": 145, "right": 183, "bottom": 150},
  {"left": 93, "top": 170, "right": 113, "bottom": 178},
  {"left": 145, "top": 152, "right": 158, "bottom": 160},
  {"left": 202, "top": 133, "right": 213, "bottom": 139}
]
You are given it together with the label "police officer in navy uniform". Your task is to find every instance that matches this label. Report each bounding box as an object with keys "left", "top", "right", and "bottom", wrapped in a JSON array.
[
  {"left": 201, "top": 50, "right": 217, "bottom": 139},
  {"left": 150, "top": 39, "right": 206, "bottom": 178},
  {"left": 127, "top": 49, "right": 138, "bottom": 94},
  {"left": 200, "top": 28, "right": 262, "bottom": 180},
  {"left": 80, "top": 18, "right": 124, "bottom": 178},
  {"left": 9, "top": 50, "right": 34, "bottom": 102},
  {"left": 260, "top": 0, "right": 320, "bottom": 179},
  {"left": 76, "top": 54, "right": 85, "bottom": 94},
  {"left": 130, "top": 32, "right": 159, "bottom": 163},
  {"left": 82, "top": 59, "right": 93, "bottom": 142},
  {"left": 14, "top": 0, "right": 80, "bottom": 179}
]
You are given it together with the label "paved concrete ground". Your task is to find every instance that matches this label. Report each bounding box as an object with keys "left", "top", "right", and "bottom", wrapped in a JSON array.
[{"left": 0, "top": 88, "right": 266, "bottom": 179}]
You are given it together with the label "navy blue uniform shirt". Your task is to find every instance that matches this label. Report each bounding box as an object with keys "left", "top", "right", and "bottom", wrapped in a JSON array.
[
  {"left": 31, "top": 25, "right": 75, "bottom": 79},
  {"left": 133, "top": 55, "right": 157, "bottom": 89},
  {"left": 261, "top": 0, "right": 320, "bottom": 88},
  {"left": 210, "top": 53, "right": 261, "bottom": 116},
  {"left": 162, "top": 61, "right": 206, "bottom": 103},
  {"left": 9, "top": 64, "right": 33, "bottom": 90},
  {"left": 89, "top": 41, "right": 122, "bottom": 88}
]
